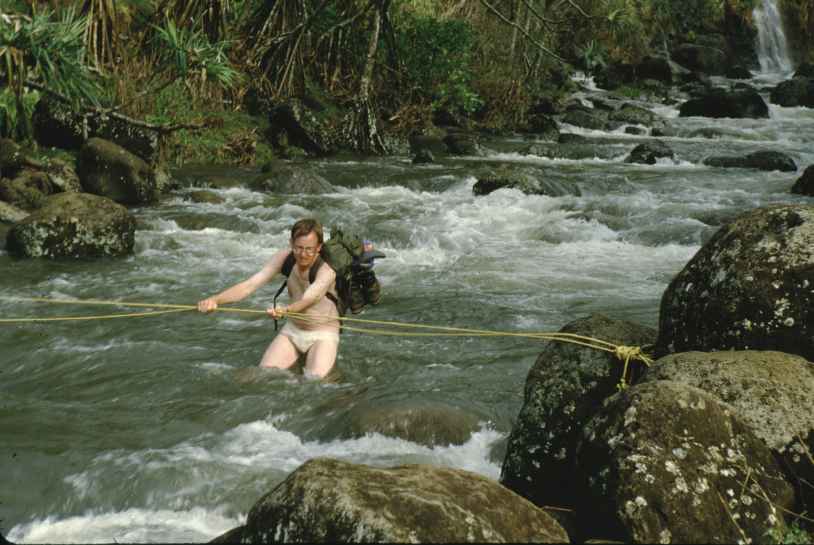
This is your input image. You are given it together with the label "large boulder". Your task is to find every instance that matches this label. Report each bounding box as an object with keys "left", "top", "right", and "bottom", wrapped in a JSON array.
[
  {"left": 792, "top": 165, "right": 814, "bottom": 196},
  {"left": 769, "top": 77, "right": 814, "bottom": 107},
  {"left": 6, "top": 192, "right": 135, "bottom": 258},
  {"left": 472, "top": 165, "right": 581, "bottom": 197},
  {"left": 0, "top": 170, "right": 59, "bottom": 210},
  {"left": 443, "top": 132, "right": 482, "bottom": 156},
  {"left": 562, "top": 106, "right": 608, "bottom": 130},
  {"left": 671, "top": 43, "right": 727, "bottom": 75},
  {"left": 657, "top": 204, "right": 814, "bottom": 360},
  {"left": 576, "top": 380, "right": 794, "bottom": 543},
  {"left": 525, "top": 113, "right": 560, "bottom": 141},
  {"left": 229, "top": 457, "right": 569, "bottom": 543},
  {"left": 703, "top": 150, "right": 797, "bottom": 172},
  {"left": 624, "top": 140, "right": 675, "bottom": 165},
  {"left": 609, "top": 104, "right": 660, "bottom": 127},
  {"left": 32, "top": 98, "right": 162, "bottom": 164},
  {"left": 249, "top": 163, "right": 333, "bottom": 194},
  {"left": 500, "top": 314, "right": 656, "bottom": 509},
  {"left": 78, "top": 138, "right": 160, "bottom": 205},
  {"left": 679, "top": 87, "right": 769, "bottom": 118},
  {"left": 641, "top": 350, "right": 814, "bottom": 514},
  {"left": 0, "top": 201, "right": 27, "bottom": 224}
]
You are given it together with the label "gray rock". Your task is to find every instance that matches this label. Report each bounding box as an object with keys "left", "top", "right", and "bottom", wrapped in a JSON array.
[
  {"left": 6, "top": 192, "right": 135, "bottom": 258},
  {"left": 443, "top": 132, "right": 481, "bottom": 156},
  {"left": 473, "top": 165, "right": 580, "bottom": 197},
  {"left": 526, "top": 113, "right": 559, "bottom": 141},
  {"left": 0, "top": 200, "right": 27, "bottom": 224},
  {"left": 672, "top": 43, "right": 727, "bottom": 75},
  {"left": 576, "top": 380, "right": 794, "bottom": 543},
  {"left": 411, "top": 149, "right": 434, "bottom": 164},
  {"left": 238, "top": 457, "right": 570, "bottom": 543},
  {"left": 0, "top": 170, "right": 59, "bottom": 210},
  {"left": 679, "top": 87, "right": 769, "bottom": 118},
  {"left": 624, "top": 140, "right": 675, "bottom": 165},
  {"left": 562, "top": 107, "right": 608, "bottom": 130},
  {"left": 341, "top": 400, "right": 482, "bottom": 447},
  {"left": 770, "top": 77, "right": 814, "bottom": 108},
  {"left": 657, "top": 204, "right": 814, "bottom": 360},
  {"left": 641, "top": 350, "right": 814, "bottom": 513},
  {"left": 78, "top": 138, "right": 160, "bottom": 205},
  {"left": 609, "top": 104, "right": 659, "bottom": 127},
  {"left": 500, "top": 314, "right": 656, "bottom": 509},
  {"left": 186, "top": 190, "right": 225, "bottom": 204},
  {"left": 267, "top": 98, "right": 339, "bottom": 156},
  {"left": 249, "top": 164, "right": 333, "bottom": 194},
  {"left": 703, "top": 150, "right": 797, "bottom": 172},
  {"left": 791, "top": 165, "right": 814, "bottom": 196},
  {"left": 408, "top": 133, "right": 448, "bottom": 157}
]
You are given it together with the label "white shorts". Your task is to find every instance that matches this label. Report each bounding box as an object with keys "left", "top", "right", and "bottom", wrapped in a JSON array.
[{"left": 280, "top": 322, "right": 339, "bottom": 354}]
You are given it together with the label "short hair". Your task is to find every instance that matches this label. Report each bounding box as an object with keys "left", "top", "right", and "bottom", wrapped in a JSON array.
[{"left": 290, "top": 218, "right": 324, "bottom": 244}]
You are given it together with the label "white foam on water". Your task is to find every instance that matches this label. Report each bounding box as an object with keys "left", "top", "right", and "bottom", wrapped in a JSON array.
[
  {"left": 471, "top": 151, "right": 628, "bottom": 165},
  {"left": 8, "top": 506, "right": 242, "bottom": 544}
]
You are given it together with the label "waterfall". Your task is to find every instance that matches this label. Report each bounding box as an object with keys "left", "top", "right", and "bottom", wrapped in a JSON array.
[{"left": 753, "top": 0, "right": 793, "bottom": 74}]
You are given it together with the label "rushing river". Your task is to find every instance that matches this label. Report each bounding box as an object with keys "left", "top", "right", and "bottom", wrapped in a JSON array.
[{"left": 2, "top": 68, "right": 813, "bottom": 542}]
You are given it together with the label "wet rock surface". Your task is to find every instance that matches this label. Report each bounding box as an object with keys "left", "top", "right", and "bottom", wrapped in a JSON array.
[
  {"left": 576, "top": 380, "right": 794, "bottom": 543},
  {"left": 230, "top": 457, "right": 569, "bottom": 543},
  {"left": 657, "top": 204, "right": 814, "bottom": 360},
  {"left": 500, "top": 314, "right": 656, "bottom": 509},
  {"left": 6, "top": 192, "right": 136, "bottom": 258}
]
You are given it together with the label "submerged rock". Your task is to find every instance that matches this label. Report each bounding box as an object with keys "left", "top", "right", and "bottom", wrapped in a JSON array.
[
  {"left": 473, "top": 165, "right": 580, "bottom": 197},
  {"left": 78, "top": 138, "right": 161, "bottom": 205},
  {"left": 703, "top": 150, "right": 797, "bottom": 172},
  {"left": 792, "top": 165, "right": 814, "bottom": 196},
  {"left": 6, "top": 192, "right": 135, "bottom": 258},
  {"left": 624, "top": 140, "right": 675, "bottom": 165},
  {"left": 500, "top": 314, "right": 656, "bottom": 509},
  {"left": 657, "top": 204, "right": 814, "bottom": 360},
  {"left": 227, "top": 457, "right": 569, "bottom": 543},
  {"left": 641, "top": 350, "right": 814, "bottom": 514},
  {"left": 340, "top": 400, "right": 482, "bottom": 447},
  {"left": 576, "top": 380, "right": 794, "bottom": 543},
  {"left": 249, "top": 163, "right": 333, "bottom": 194}
]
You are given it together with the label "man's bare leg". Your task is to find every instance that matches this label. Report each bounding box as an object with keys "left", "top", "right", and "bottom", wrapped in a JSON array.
[
  {"left": 303, "top": 340, "right": 338, "bottom": 379},
  {"left": 259, "top": 333, "right": 300, "bottom": 370}
]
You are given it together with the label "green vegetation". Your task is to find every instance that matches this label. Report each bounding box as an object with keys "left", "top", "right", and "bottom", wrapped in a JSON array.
[
  {"left": 0, "top": 0, "right": 796, "bottom": 164},
  {"left": 766, "top": 521, "right": 813, "bottom": 545}
]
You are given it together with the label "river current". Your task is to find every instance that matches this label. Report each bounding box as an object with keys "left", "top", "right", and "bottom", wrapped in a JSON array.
[{"left": 2, "top": 69, "right": 812, "bottom": 542}]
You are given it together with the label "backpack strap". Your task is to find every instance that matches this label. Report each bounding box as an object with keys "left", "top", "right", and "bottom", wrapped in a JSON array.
[{"left": 272, "top": 252, "right": 342, "bottom": 331}]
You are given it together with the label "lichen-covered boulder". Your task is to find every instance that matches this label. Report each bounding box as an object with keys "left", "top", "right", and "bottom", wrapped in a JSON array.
[
  {"left": 0, "top": 170, "right": 59, "bottom": 210},
  {"left": 78, "top": 138, "right": 160, "bottom": 205},
  {"left": 624, "top": 140, "right": 675, "bottom": 165},
  {"left": 33, "top": 98, "right": 162, "bottom": 163},
  {"left": 792, "top": 165, "right": 814, "bottom": 196},
  {"left": 500, "top": 314, "right": 656, "bottom": 509},
  {"left": 249, "top": 164, "right": 333, "bottom": 194},
  {"left": 230, "top": 458, "right": 569, "bottom": 543},
  {"left": 562, "top": 106, "right": 608, "bottom": 130},
  {"left": 339, "top": 400, "right": 482, "bottom": 447},
  {"left": 679, "top": 87, "right": 769, "bottom": 118},
  {"left": 656, "top": 205, "right": 814, "bottom": 360},
  {"left": 472, "top": 165, "right": 581, "bottom": 197},
  {"left": 641, "top": 350, "right": 814, "bottom": 514},
  {"left": 703, "top": 150, "right": 797, "bottom": 172},
  {"left": 609, "top": 104, "right": 660, "bottom": 127},
  {"left": 576, "top": 380, "right": 794, "bottom": 544},
  {"left": 6, "top": 192, "right": 135, "bottom": 258},
  {"left": 0, "top": 201, "right": 27, "bottom": 224}
]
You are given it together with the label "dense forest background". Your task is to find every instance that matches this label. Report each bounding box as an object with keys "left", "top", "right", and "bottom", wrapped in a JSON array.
[{"left": 2, "top": 0, "right": 813, "bottom": 164}]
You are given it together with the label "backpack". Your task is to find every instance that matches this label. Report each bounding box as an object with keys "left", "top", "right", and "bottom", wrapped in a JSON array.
[{"left": 272, "top": 226, "right": 365, "bottom": 332}]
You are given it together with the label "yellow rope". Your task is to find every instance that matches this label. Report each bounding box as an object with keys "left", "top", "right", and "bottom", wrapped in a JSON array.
[{"left": 0, "top": 296, "right": 652, "bottom": 387}]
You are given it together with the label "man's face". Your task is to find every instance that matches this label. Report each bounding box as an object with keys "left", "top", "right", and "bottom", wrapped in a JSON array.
[{"left": 291, "top": 231, "right": 321, "bottom": 268}]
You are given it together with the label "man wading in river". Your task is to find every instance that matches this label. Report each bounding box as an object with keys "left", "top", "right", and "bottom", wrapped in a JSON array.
[{"left": 197, "top": 219, "right": 340, "bottom": 379}]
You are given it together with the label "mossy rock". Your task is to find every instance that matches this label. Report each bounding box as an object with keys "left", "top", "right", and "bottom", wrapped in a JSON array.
[
  {"left": 235, "top": 457, "right": 570, "bottom": 543},
  {"left": 6, "top": 192, "right": 135, "bottom": 258}
]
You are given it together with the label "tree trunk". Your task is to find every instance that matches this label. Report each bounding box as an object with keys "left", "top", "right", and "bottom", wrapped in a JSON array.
[{"left": 344, "top": 1, "right": 388, "bottom": 155}]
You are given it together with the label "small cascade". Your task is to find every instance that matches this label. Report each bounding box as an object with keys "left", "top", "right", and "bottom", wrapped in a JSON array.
[{"left": 753, "top": 0, "right": 794, "bottom": 74}]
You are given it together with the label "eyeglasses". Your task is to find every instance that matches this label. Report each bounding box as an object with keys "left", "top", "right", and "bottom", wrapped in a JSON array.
[{"left": 292, "top": 245, "right": 318, "bottom": 256}]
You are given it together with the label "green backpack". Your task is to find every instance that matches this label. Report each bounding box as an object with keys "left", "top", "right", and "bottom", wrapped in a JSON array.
[{"left": 273, "top": 227, "right": 365, "bottom": 331}]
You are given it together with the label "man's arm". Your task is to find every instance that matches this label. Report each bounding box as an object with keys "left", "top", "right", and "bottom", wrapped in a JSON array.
[{"left": 198, "top": 249, "right": 288, "bottom": 313}]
